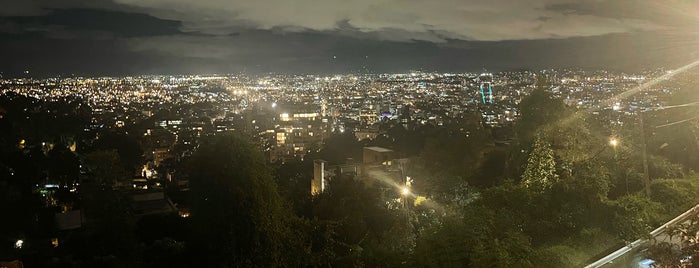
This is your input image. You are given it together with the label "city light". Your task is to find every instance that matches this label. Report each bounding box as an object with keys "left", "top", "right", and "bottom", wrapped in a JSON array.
[
  {"left": 609, "top": 137, "right": 619, "bottom": 147},
  {"left": 5, "top": 0, "right": 699, "bottom": 266}
]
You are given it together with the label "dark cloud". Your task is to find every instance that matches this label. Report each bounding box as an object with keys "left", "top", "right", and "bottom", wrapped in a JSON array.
[
  {"left": 0, "top": 9, "right": 182, "bottom": 38},
  {"left": 0, "top": 0, "right": 126, "bottom": 16},
  {"left": 113, "top": 0, "right": 662, "bottom": 41},
  {"left": 545, "top": 3, "right": 585, "bottom": 15},
  {"left": 1, "top": 0, "right": 698, "bottom": 76}
]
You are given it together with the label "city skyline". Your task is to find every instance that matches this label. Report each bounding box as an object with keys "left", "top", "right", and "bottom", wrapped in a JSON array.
[{"left": 4, "top": 1, "right": 699, "bottom": 267}]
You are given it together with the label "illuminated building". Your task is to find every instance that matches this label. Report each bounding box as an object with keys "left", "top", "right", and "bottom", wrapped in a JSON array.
[
  {"left": 311, "top": 159, "right": 327, "bottom": 195},
  {"left": 478, "top": 73, "right": 494, "bottom": 104}
]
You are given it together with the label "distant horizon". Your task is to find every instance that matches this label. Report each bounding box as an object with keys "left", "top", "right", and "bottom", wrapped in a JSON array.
[{"left": 0, "top": 65, "right": 678, "bottom": 79}]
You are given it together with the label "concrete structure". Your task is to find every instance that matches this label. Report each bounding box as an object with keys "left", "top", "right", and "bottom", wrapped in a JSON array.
[
  {"left": 311, "top": 159, "right": 327, "bottom": 195},
  {"left": 311, "top": 159, "right": 365, "bottom": 195},
  {"left": 310, "top": 147, "right": 409, "bottom": 197},
  {"left": 131, "top": 191, "right": 177, "bottom": 217},
  {"left": 363, "top": 146, "right": 394, "bottom": 165}
]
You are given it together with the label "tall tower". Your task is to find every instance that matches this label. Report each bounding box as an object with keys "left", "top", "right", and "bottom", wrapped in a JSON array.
[{"left": 478, "top": 73, "right": 494, "bottom": 104}]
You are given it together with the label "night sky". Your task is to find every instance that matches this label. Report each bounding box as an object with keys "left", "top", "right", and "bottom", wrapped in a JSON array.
[{"left": 2, "top": 0, "right": 699, "bottom": 77}]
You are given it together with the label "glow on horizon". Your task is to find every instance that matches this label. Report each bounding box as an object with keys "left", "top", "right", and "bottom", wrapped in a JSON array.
[{"left": 543, "top": 57, "right": 699, "bottom": 140}]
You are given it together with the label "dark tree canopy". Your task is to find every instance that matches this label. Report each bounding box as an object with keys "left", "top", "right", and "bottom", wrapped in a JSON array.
[
  {"left": 187, "top": 133, "right": 293, "bottom": 267},
  {"left": 516, "top": 84, "right": 569, "bottom": 144}
]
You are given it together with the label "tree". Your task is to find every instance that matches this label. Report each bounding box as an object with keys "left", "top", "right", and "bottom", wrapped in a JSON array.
[
  {"left": 412, "top": 214, "right": 471, "bottom": 267},
  {"left": 273, "top": 158, "right": 313, "bottom": 216},
  {"left": 508, "top": 80, "right": 569, "bottom": 179},
  {"left": 515, "top": 79, "right": 568, "bottom": 144},
  {"left": 413, "top": 203, "right": 537, "bottom": 268},
  {"left": 47, "top": 146, "right": 80, "bottom": 186},
  {"left": 79, "top": 157, "right": 137, "bottom": 265},
  {"left": 187, "top": 133, "right": 296, "bottom": 267},
  {"left": 84, "top": 150, "right": 129, "bottom": 187},
  {"left": 645, "top": 214, "right": 699, "bottom": 267},
  {"left": 470, "top": 149, "right": 508, "bottom": 188},
  {"left": 305, "top": 132, "right": 362, "bottom": 165},
  {"left": 610, "top": 194, "right": 660, "bottom": 241},
  {"left": 93, "top": 131, "right": 143, "bottom": 175},
  {"left": 522, "top": 135, "right": 558, "bottom": 192}
]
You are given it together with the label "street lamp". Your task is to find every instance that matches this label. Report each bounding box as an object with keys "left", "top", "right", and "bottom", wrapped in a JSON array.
[
  {"left": 609, "top": 137, "right": 619, "bottom": 147},
  {"left": 400, "top": 187, "right": 410, "bottom": 208},
  {"left": 590, "top": 136, "right": 620, "bottom": 160}
]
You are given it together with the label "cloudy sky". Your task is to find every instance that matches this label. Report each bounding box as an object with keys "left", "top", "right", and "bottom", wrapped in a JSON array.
[{"left": 1, "top": 0, "right": 699, "bottom": 76}]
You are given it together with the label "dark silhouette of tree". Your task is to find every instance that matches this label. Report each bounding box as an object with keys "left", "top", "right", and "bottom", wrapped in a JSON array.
[
  {"left": 84, "top": 150, "right": 129, "bottom": 187},
  {"left": 273, "top": 158, "right": 313, "bottom": 215},
  {"left": 413, "top": 203, "right": 536, "bottom": 267},
  {"left": 141, "top": 237, "right": 187, "bottom": 268},
  {"left": 515, "top": 79, "right": 568, "bottom": 144},
  {"left": 47, "top": 146, "right": 80, "bottom": 186},
  {"left": 0, "top": 93, "right": 90, "bottom": 148},
  {"left": 469, "top": 149, "right": 508, "bottom": 188},
  {"left": 312, "top": 174, "right": 413, "bottom": 266},
  {"left": 93, "top": 131, "right": 143, "bottom": 175},
  {"left": 187, "top": 133, "right": 296, "bottom": 267},
  {"left": 79, "top": 176, "right": 137, "bottom": 266},
  {"left": 306, "top": 132, "right": 362, "bottom": 165}
]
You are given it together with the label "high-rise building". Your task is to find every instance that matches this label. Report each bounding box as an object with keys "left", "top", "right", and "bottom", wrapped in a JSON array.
[{"left": 478, "top": 73, "right": 494, "bottom": 104}]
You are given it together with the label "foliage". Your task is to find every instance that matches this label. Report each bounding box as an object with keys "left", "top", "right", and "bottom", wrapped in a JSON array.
[
  {"left": 412, "top": 214, "right": 471, "bottom": 267},
  {"left": 469, "top": 149, "right": 508, "bottom": 188},
  {"left": 522, "top": 135, "right": 558, "bottom": 191},
  {"left": 311, "top": 174, "right": 411, "bottom": 266},
  {"left": 7, "top": 88, "right": 699, "bottom": 267},
  {"left": 610, "top": 194, "right": 661, "bottom": 241},
  {"left": 186, "top": 133, "right": 296, "bottom": 267},
  {"left": 305, "top": 132, "right": 362, "bottom": 164},
  {"left": 84, "top": 150, "right": 129, "bottom": 187},
  {"left": 273, "top": 158, "right": 313, "bottom": 215},
  {"left": 515, "top": 83, "right": 569, "bottom": 143},
  {"left": 92, "top": 131, "right": 144, "bottom": 174},
  {"left": 47, "top": 146, "right": 80, "bottom": 186},
  {"left": 0, "top": 93, "right": 91, "bottom": 146},
  {"left": 645, "top": 214, "right": 699, "bottom": 267},
  {"left": 79, "top": 177, "right": 138, "bottom": 262},
  {"left": 650, "top": 176, "right": 699, "bottom": 217}
]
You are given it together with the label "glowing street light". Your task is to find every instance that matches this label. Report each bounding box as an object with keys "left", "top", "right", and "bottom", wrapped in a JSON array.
[
  {"left": 401, "top": 187, "right": 410, "bottom": 196},
  {"left": 609, "top": 137, "right": 619, "bottom": 147},
  {"left": 15, "top": 239, "right": 23, "bottom": 249}
]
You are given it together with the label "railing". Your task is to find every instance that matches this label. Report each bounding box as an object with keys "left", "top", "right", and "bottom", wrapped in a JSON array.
[{"left": 584, "top": 204, "right": 699, "bottom": 268}]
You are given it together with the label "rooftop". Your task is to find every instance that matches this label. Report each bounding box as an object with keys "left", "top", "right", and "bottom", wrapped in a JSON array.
[{"left": 364, "top": 146, "right": 393, "bottom": 153}]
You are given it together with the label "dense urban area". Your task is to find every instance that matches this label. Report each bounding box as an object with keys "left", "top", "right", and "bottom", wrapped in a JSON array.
[{"left": 3, "top": 68, "right": 699, "bottom": 267}]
